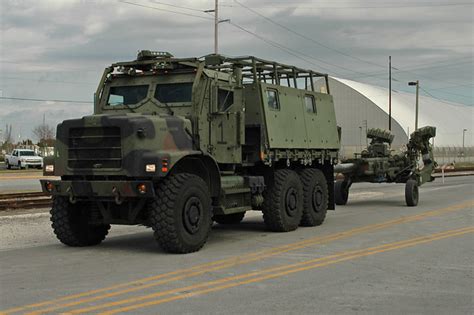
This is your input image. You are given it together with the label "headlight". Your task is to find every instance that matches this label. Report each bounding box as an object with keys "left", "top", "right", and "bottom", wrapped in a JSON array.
[
  {"left": 45, "top": 165, "right": 54, "bottom": 172},
  {"left": 145, "top": 164, "right": 156, "bottom": 172}
]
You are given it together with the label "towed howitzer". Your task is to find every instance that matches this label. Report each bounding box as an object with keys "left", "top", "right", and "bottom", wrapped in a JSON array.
[{"left": 334, "top": 126, "right": 437, "bottom": 206}]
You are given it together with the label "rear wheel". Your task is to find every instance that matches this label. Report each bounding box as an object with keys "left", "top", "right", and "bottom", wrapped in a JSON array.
[
  {"left": 263, "top": 169, "right": 303, "bottom": 232},
  {"left": 6, "top": 160, "right": 11, "bottom": 169},
  {"left": 334, "top": 180, "right": 350, "bottom": 205},
  {"left": 149, "top": 173, "right": 212, "bottom": 253},
  {"left": 299, "top": 168, "right": 328, "bottom": 226},
  {"left": 213, "top": 212, "right": 245, "bottom": 225},
  {"left": 405, "top": 179, "right": 419, "bottom": 206},
  {"left": 50, "top": 196, "right": 110, "bottom": 246}
]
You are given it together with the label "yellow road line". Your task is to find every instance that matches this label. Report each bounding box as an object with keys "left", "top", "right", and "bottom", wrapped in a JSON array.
[
  {"left": 98, "top": 226, "right": 474, "bottom": 315},
  {"left": 4, "top": 200, "right": 472, "bottom": 314},
  {"left": 67, "top": 226, "right": 474, "bottom": 314}
]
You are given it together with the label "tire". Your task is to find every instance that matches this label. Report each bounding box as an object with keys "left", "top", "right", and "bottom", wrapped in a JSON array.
[
  {"left": 50, "top": 196, "right": 110, "bottom": 246},
  {"left": 149, "top": 173, "right": 212, "bottom": 254},
  {"left": 18, "top": 161, "right": 22, "bottom": 169},
  {"left": 405, "top": 179, "right": 419, "bottom": 207},
  {"left": 6, "top": 160, "right": 11, "bottom": 169},
  {"left": 334, "top": 180, "right": 349, "bottom": 205},
  {"left": 299, "top": 168, "right": 328, "bottom": 227},
  {"left": 213, "top": 212, "right": 245, "bottom": 225},
  {"left": 262, "top": 169, "right": 303, "bottom": 232}
]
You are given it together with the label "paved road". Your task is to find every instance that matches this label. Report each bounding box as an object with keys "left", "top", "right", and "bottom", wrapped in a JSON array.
[{"left": 0, "top": 177, "right": 473, "bottom": 314}]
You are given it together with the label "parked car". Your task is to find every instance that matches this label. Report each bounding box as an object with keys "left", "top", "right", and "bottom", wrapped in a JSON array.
[{"left": 5, "top": 149, "right": 43, "bottom": 169}]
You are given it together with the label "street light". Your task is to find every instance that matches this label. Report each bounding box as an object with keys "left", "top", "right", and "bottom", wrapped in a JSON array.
[{"left": 408, "top": 80, "right": 419, "bottom": 130}]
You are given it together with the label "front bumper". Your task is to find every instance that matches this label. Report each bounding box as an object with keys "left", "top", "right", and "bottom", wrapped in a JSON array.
[
  {"left": 24, "top": 161, "right": 43, "bottom": 167},
  {"left": 40, "top": 180, "right": 155, "bottom": 198}
]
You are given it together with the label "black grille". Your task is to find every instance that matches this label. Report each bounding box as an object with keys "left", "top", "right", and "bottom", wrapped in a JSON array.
[{"left": 68, "top": 127, "right": 122, "bottom": 169}]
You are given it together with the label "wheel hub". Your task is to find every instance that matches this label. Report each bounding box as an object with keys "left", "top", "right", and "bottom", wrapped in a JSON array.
[
  {"left": 183, "top": 196, "right": 202, "bottom": 234},
  {"left": 312, "top": 185, "right": 323, "bottom": 212},
  {"left": 285, "top": 187, "right": 298, "bottom": 217}
]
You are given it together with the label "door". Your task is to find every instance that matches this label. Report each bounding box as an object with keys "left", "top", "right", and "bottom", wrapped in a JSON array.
[{"left": 208, "top": 80, "right": 244, "bottom": 164}]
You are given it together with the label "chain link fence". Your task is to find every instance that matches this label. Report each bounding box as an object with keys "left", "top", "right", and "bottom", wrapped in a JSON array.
[{"left": 433, "top": 146, "right": 474, "bottom": 164}]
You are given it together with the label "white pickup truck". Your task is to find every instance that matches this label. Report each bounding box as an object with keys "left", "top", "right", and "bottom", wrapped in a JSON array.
[{"left": 5, "top": 149, "right": 44, "bottom": 169}]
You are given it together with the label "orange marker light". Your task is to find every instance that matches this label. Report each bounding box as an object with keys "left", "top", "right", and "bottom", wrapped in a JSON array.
[
  {"left": 161, "top": 159, "right": 169, "bottom": 172},
  {"left": 137, "top": 183, "right": 147, "bottom": 194},
  {"left": 45, "top": 181, "right": 54, "bottom": 192}
]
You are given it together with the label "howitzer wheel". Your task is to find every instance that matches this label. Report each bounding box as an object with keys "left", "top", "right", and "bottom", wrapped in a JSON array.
[
  {"left": 262, "top": 169, "right": 303, "bottom": 232},
  {"left": 149, "top": 173, "right": 212, "bottom": 254},
  {"left": 50, "top": 196, "right": 110, "bottom": 247},
  {"left": 405, "top": 179, "right": 419, "bottom": 207},
  {"left": 299, "top": 168, "right": 328, "bottom": 226},
  {"left": 213, "top": 212, "right": 245, "bottom": 225},
  {"left": 334, "top": 180, "right": 350, "bottom": 205}
]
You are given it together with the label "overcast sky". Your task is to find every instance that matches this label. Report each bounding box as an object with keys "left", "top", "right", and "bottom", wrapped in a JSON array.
[{"left": 0, "top": 0, "right": 473, "bottom": 141}]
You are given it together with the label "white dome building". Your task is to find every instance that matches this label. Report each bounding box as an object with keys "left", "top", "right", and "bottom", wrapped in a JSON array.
[{"left": 315, "top": 77, "right": 473, "bottom": 158}]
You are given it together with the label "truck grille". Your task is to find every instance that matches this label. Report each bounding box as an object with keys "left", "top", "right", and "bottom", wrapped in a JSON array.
[{"left": 68, "top": 127, "right": 122, "bottom": 169}]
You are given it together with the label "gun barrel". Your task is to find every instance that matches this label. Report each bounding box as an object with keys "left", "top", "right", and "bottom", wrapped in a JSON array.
[{"left": 334, "top": 163, "right": 357, "bottom": 174}]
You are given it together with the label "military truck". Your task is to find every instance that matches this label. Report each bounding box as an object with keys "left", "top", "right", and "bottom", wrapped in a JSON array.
[
  {"left": 40, "top": 51, "right": 340, "bottom": 253},
  {"left": 334, "top": 126, "right": 436, "bottom": 207}
]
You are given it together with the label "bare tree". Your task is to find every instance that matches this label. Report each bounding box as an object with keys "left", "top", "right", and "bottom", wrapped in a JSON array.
[{"left": 33, "top": 124, "right": 55, "bottom": 146}]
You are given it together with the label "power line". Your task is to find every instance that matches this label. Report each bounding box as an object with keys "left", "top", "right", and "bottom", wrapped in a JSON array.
[
  {"left": 427, "top": 83, "right": 474, "bottom": 90},
  {"left": 349, "top": 58, "right": 473, "bottom": 80},
  {"left": 418, "top": 86, "right": 460, "bottom": 106},
  {"left": 118, "top": 1, "right": 213, "bottom": 20},
  {"left": 0, "top": 96, "right": 92, "bottom": 104},
  {"left": 224, "top": 2, "right": 474, "bottom": 9},
  {"left": 233, "top": 0, "right": 386, "bottom": 70},
  {"left": 147, "top": 0, "right": 207, "bottom": 13},
  {"left": 428, "top": 90, "right": 473, "bottom": 99},
  {"left": 228, "top": 22, "right": 336, "bottom": 74}
]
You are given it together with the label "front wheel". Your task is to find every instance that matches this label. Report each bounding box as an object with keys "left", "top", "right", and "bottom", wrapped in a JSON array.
[
  {"left": 405, "top": 179, "right": 419, "bottom": 207},
  {"left": 50, "top": 196, "right": 110, "bottom": 246},
  {"left": 149, "top": 173, "right": 212, "bottom": 254}
]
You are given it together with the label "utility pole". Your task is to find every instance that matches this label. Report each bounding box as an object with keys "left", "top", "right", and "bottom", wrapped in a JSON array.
[
  {"left": 214, "top": 0, "right": 218, "bottom": 54},
  {"left": 205, "top": 0, "right": 229, "bottom": 54},
  {"left": 388, "top": 56, "right": 391, "bottom": 131}
]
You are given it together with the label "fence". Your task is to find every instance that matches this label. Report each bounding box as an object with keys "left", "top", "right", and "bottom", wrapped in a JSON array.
[{"left": 433, "top": 146, "right": 474, "bottom": 164}]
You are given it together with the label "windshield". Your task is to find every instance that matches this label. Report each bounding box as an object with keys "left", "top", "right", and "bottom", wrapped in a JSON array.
[
  {"left": 107, "top": 85, "right": 149, "bottom": 106},
  {"left": 154, "top": 83, "right": 192, "bottom": 103},
  {"left": 20, "top": 151, "right": 36, "bottom": 156}
]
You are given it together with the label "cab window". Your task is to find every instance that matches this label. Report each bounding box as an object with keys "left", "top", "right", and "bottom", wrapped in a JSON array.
[
  {"left": 266, "top": 89, "right": 280, "bottom": 110},
  {"left": 107, "top": 85, "right": 149, "bottom": 106},
  {"left": 154, "top": 83, "right": 193, "bottom": 103},
  {"left": 218, "top": 89, "right": 234, "bottom": 111},
  {"left": 305, "top": 95, "right": 316, "bottom": 114}
]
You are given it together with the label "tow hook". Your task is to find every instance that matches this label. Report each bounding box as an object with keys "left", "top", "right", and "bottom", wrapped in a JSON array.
[
  {"left": 112, "top": 186, "right": 123, "bottom": 205},
  {"left": 66, "top": 186, "right": 77, "bottom": 204}
]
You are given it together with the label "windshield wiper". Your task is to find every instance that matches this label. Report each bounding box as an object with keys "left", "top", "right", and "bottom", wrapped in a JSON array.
[{"left": 161, "top": 101, "right": 174, "bottom": 116}]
